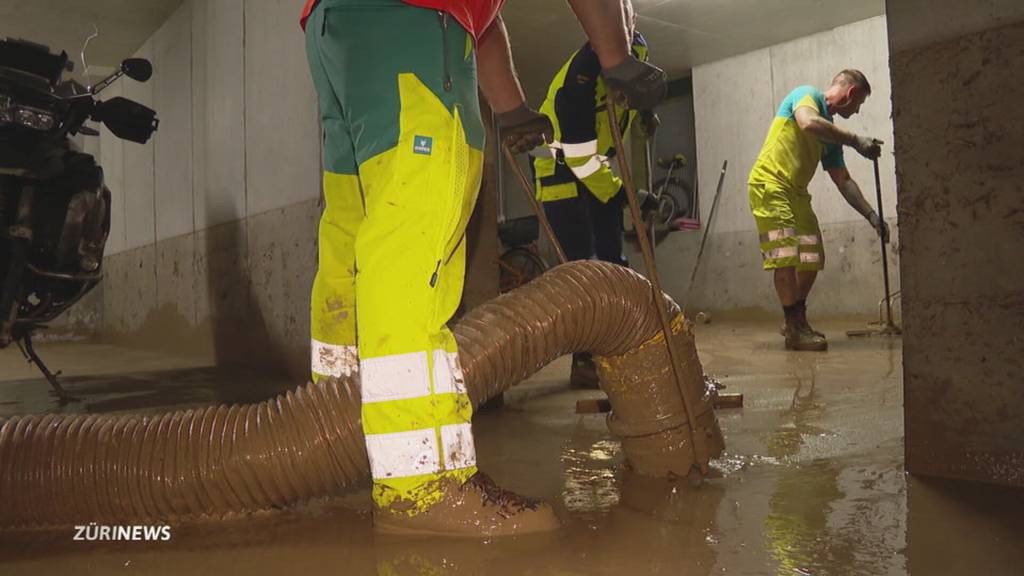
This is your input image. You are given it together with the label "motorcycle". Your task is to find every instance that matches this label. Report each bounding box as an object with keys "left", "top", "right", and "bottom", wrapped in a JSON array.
[{"left": 0, "top": 37, "right": 158, "bottom": 402}]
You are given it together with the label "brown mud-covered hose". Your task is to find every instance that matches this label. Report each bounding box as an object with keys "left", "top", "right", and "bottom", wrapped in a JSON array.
[{"left": 0, "top": 261, "right": 721, "bottom": 528}]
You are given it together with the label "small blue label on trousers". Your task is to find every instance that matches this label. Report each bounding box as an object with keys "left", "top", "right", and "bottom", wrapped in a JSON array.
[{"left": 413, "top": 136, "right": 433, "bottom": 155}]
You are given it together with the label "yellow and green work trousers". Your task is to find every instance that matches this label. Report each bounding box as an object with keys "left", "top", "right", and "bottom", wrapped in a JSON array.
[{"left": 304, "top": 0, "right": 484, "bottom": 515}]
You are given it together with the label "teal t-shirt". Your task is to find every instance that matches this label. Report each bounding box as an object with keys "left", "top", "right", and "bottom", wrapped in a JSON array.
[{"left": 749, "top": 85, "right": 845, "bottom": 191}]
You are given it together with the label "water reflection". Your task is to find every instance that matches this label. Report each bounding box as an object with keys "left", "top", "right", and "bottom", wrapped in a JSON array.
[
  {"left": 561, "top": 437, "right": 622, "bottom": 513},
  {"left": 760, "top": 350, "right": 910, "bottom": 575}
]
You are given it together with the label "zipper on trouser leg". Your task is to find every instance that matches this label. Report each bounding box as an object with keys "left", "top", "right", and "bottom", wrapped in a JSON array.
[
  {"left": 429, "top": 260, "right": 441, "bottom": 287},
  {"left": 438, "top": 11, "right": 452, "bottom": 92},
  {"left": 428, "top": 234, "right": 464, "bottom": 288}
]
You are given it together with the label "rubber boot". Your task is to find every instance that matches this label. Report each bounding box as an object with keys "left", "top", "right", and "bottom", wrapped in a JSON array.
[
  {"left": 778, "top": 319, "right": 825, "bottom": 339},
  {"left": 783, "top": 322, "right": 828, "bottom": 351},
  {"left": 799, "top": 309, "right": 826, "bottom": 339},
  {"left": 805, "top": 323, "right": 826, "bottom": 339},
  {"left": 372, "top": 472, "right": 561, "bottom": 537},
  {"left": 569, "top": 353, "right": 600, "bottom": 389}
]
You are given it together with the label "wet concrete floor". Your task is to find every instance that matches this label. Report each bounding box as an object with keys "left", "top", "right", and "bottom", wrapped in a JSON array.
[{"left": 1, "top": 319, "right": 1022, "bottom": 575}]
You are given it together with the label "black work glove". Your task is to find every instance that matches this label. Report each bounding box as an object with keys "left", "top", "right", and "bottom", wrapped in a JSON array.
[
  {"left": 602, "top": 56, "right": 668, "bottom": 111},
  {"left": 637, "top": 110, "right": 660, "bottom": 139},
  {"left": 496, "top": 103, "right": 553, "bottom": 155}
]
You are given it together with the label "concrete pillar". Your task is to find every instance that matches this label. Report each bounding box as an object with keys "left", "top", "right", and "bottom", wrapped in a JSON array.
[{"left": 888, "top": 0, "right": 1024, "bottom": 486}]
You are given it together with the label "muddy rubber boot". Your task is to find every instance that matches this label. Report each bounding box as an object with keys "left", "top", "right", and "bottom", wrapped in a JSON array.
[
  {"left": 779, "top": 320, "right": 825, "bottom": 339},
  {"left": 569, "top": 353, "right": 600, "bottom": 389},
  {"left": 373, "top": 472, "right": 561, "bottom": 537},
  {"left": 799, "top": 310, "right": 826, "bottom": 339},
  {"left": 805, "top": 324, "right": 826, "bottom": 339},
  {"left": 784, "top": 324, "right": 828, "bottom": 351}
]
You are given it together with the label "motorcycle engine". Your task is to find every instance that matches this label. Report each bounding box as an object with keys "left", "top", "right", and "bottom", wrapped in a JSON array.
[
  {"left": 0, "top": 148, "right": 110, "bottom": 337},
  {"left": 33, "top": 151, "right": 110, "bottom": 273}
]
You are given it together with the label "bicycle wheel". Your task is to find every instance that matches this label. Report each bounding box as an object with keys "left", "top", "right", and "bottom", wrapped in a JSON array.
[
  {"left": 498, "top": 246, "right": 548, "bottom": 293},
  {"left": 652, "top": 177, "right": 692, "bottom": 220},
  {"left": 656, "top": 193, "right": 679, "bottom": 228}
]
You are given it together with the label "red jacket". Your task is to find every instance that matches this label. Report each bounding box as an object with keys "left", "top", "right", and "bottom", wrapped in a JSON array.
[{"left": 300, "top": 0, "right": 504, "bottom": 41}]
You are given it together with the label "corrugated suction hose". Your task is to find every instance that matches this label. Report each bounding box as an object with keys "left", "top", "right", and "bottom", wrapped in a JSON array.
[{"left": 0, "top": 261, "right": 722, "bottom": 528}]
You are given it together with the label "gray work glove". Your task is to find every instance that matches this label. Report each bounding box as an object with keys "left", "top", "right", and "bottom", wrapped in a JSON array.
[
  {"left": 868, "top": 212, "right": 890, "bottom": 243},
  {"left": 853, "top": 135, "right": 883, "bottom": 160},
  {"left": 602, "top": 56, "right": 668, "bottom": 111},
  {"left": 637, "top": 110, "right": 660, "bottom": 138},
  {"left": 496, "top": 104, "right": 553, "bottom": 155}
]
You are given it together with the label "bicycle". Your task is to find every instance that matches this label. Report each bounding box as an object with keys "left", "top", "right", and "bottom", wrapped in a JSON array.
[
  {"left": 651, "top": 153, "right": 693, "bottom": 225},
  {"left": 625, "top": 153, "right": 692, "bottom": 240}
]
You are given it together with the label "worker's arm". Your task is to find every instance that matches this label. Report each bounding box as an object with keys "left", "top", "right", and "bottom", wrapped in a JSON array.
[
  {"left": 564, "top": 0, "right": 629, "bottom": 68},
  {"left": 477, "top": 15, "right": 525, "bottom": 114},
  {"left": 564, "top": 0, "right": 666, "bottom": 110},
  {"left": 794, "top": 105, "right": 882, "bottom": 159},
  {"left": 555, "top": 44, "right": 621, "bottom": 203},
  {"left": 828, "top": 167, "right": 890, "bottom": 242},
  {"left": 477, "top": 16, "right": 551, "bottom": 153}
]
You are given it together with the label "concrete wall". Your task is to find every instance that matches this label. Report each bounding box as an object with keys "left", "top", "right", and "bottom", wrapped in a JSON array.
[
  {"left": 650, "top": 91, "right": 698, "bottom": 215},
  {"left": 95, "top": 0, "right": 321, "bottom": 378},
  {"left": 888, "top": 0, "right": 1024, "bottom": 486},
  {"left": 92, "top": 0, "right": 499, "bottom": 378},
  {"left": 635, "top": 16, "right": 898, "bottom": 318}
]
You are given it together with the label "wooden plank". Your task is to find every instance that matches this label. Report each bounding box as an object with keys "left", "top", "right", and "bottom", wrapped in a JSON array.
[{"left": 576, "top": 393, "right": 743, "bottom": 414}]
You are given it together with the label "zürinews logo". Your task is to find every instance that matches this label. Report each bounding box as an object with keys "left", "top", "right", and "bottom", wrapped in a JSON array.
[
  {"left": 413, "top": 135, "right": 433, "bottom": 155},
  {"left": 74, "top": 523, "right": 172, "bottom": 542}
]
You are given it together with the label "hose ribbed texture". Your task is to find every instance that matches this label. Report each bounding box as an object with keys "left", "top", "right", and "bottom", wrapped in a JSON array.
[
  {"left": 459, "top": 261, "right": 671, "bottom": 407},
  {"left": 0, "top": 261, "right": 692, "bottom": 528}
]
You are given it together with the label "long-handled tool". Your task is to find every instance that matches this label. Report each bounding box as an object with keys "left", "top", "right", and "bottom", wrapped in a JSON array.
[
  {"left": 682, "top": 160, "right": 728, "bottom": 316},
  {"left": 501, "top": 145, "right": 568, "bottom": 265},
  {"left": 624, "top": 133, "right": 662, "bottom": 245},
  {"left": 642, "top": 133, "right": 661, "bottom": 249},
  {"left": 607, "top": 101, "right": 708, "bottom": 478},
  {"left": 847, "top": 157, "right": 901, "bottom": 337}
]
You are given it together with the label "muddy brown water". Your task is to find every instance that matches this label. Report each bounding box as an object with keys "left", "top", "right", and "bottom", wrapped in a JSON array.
[{"left": 2, "top": 320, "right": 1022, "bottom": 575}]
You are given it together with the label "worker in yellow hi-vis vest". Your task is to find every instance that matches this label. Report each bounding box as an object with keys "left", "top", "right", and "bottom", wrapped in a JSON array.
[{"left": 532, "top": 0, "right": 659, "bottom": 389}]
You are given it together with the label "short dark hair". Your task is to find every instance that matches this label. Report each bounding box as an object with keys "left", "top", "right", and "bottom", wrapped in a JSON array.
[{"left": 833, "top": 69, "right": 872, "bottom": 95}]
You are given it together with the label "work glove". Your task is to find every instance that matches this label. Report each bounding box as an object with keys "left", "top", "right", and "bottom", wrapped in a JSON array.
[
  {"left": 868, "top": 212, "right": 890, "bottom": 243},
  {"left": 496, "top": 103, "right": 553, "bottom": 155},
  {"left": 852, "top": 135, "right": 883, "bottom": 160},
  {"left": 602, "top": 56, "right": 668, "bottom": 111},
  {"left": 635, "top": 188, "right": 659, "bottom": 213},
  {"left": 637, "top": 110, "right": 660, "bottom": 139}
]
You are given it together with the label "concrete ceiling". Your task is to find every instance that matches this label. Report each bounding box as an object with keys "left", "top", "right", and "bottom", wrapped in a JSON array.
[
  {"left": 0, "top": 0, "right": 885, "bottom": 98},
  {"left": 0, "top": 0, "right": 182, "bottom": 79},
  {"left": 505, "top": 0, "right": 886, "bottom": 102}
]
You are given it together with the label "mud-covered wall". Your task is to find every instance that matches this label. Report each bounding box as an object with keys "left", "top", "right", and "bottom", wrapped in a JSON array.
[
  {"left": 888, "top": 0, "right": 1024, "bottom": 486},
  {"left": 92, "top": 0, "right": 498, "bottom": 379},
  {"left": 90, "top": 0, "right": 320, "bottom": 378}
]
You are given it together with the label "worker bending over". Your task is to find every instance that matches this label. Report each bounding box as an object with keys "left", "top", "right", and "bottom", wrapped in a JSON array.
[{"left": 748, "top": 70, "right": 888, "bottom": 351}]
